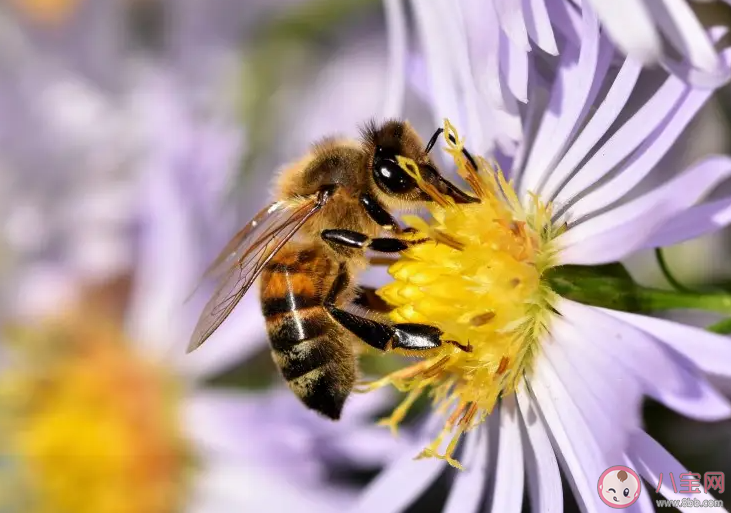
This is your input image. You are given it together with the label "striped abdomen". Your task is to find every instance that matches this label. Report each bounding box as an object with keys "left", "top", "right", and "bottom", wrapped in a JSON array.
[{"left": 260, "top": 244, "right": 355, "bottom": 419}]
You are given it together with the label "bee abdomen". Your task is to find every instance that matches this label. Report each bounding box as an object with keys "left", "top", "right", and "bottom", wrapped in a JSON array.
[{"left": 289, "top": 360, "right": 354, "bottom": 420}]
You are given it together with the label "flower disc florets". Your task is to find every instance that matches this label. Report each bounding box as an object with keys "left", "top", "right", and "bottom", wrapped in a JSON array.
[{"left": 369, "top": 121, "right": 563, "bottom": 467}]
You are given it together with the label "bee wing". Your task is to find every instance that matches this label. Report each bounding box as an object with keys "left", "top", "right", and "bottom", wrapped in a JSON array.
[
  {"left": 187, "top": 195, "right": 324, "bottom": 352},
  {"left": 197, "top": 200, "right": 289, "bottom": 285}
]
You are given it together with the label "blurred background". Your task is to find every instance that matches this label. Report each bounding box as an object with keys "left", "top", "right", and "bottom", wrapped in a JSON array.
[{"left": 0, "top": 0, "right": 730, "bottom": 511}]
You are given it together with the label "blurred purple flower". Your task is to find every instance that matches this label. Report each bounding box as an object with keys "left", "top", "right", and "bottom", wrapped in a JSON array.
[{"left": 353, "top": 7, "right": 731, "bottom": 513}]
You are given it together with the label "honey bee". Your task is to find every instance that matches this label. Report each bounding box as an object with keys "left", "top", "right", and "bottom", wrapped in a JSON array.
[{"left": 188, "top": 120, "right": 478, "bottom": 419}]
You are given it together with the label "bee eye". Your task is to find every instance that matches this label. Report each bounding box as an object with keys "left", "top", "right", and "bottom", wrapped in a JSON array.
[{"left": 372, "top": 146, "right": 417, "bottom": 194}]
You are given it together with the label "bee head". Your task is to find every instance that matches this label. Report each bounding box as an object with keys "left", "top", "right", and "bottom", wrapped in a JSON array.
[{"left": 361, "top": 119, "right": 478, "bottom": 206}]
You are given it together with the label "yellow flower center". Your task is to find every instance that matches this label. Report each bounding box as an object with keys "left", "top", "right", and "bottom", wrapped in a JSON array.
[
  {"left": 368, "top": 121, "right": 563, "bottom": 468},
  {"left": 0, "top": 311, "right": 190, "bottom": 513}
]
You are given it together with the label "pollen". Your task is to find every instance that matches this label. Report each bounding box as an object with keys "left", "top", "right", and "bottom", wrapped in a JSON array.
[
  {"left": 368, "top": 120, "right": 563, "bottom": 468},
  {"left": 0, "top": 310, "right": 190, "bottom": 513}
]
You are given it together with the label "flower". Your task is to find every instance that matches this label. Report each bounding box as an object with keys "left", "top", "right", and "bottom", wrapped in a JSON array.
[
  {"left": 397, "top": 0, "right": 731, "bottom": 162},
  {"left": 354, "top": 6, "right": 731, "bottom": 512}
]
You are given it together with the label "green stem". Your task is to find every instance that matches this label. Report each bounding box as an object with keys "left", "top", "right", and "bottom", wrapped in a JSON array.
[
  {"left": 654, "top": 248, "right": 693, "bottom": 293},
  {"left": 635, "top": 288, "right": 731, "bottom": 315},
  {"left": 547, "top": 264, "right": 731, "bottom": 316}
]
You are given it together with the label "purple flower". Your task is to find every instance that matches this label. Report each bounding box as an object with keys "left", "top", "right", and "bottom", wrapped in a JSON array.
[
  {"left": 391, "top": 0, "right": 731, "bottom": 160},
  {"left": 353, "top": 5, "right": 731, "bottom": 512}
]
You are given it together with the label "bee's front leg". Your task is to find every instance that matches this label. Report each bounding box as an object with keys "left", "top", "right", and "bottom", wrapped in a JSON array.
[{"left": 320, "top": 229, "right": 427, "bottom": 253}]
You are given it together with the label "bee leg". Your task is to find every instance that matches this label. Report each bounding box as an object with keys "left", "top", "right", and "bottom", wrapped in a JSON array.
[
  {"left": 353, "top": 287, "right": 393, "bottom": 313},
  {"left": 327, "top": 305, "right": 470, "bottom": 352},
  {"left": 325, "top": 265, "right": 471, "bottom": 353},
  {"left": 359, "top": 193, "right": 415, "bottom": 235},
  {"left": 321, "top": 229, "right": 427, "bottom": 253}
]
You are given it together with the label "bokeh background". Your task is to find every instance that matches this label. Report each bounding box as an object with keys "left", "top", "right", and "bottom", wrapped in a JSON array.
[{"left": 0, "top": 0, "right": 730, "bottom": 511}]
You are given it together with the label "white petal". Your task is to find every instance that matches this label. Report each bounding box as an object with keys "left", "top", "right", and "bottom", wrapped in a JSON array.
[
  {"left": 554, "top": 74, "right": 686, "bottom": 208},
  {"left": 499, "top": 33, "right": 528, "bottom": 103},
  {"left": 622, "top": 454, "right": 656, "bottom": 513},
  {"left": 544, "top": 0, "right": 582, "bottom": 46},
  {"left": 188, "top": 458, "right": 340, "bottom": 513},
  {"left": 382, "top": 0, "right": 407, "bottom": 118},
  {"left": 629, "top": 431, "right": 727, "bottom": 512},
  {"left": 541, "top": 326, "right": 638, "bottom": 455},
  {"left": 557, "top": 155, "right": 731, "bottom": 265},
  {"left": 184, "top": 390, "right": 261, "bottom": 461},
  {"left": 411, "top": 0, "right": 463, "bottom": 135},
  {"left": 352, "top": 438, "right": 446, "bottom": 513},
  {"left": 640, "top": 196, "right": 731, "bottom": 249},
  {"left": 529, "top": 359, "right": 607, "bottom": 512},
  {"left": 539, "top": 55, "right": 642, "bottom": 201},
  {"left": 443, "top": 429, "right": 489, "bottom": 513},
  {"left": 648, "top": 0, "right": 720, "bottom": 73},
  {"left": 494, "top": 0, "right": 530, "bottom": 51},
  {"left": 586, "top": 0, "right": 662, "bottom": 64},
  {"left": 522, "top": 0, "right": 558, "bottom": 55},
  {"left": 432, "top": 0, "right": 486, "bottom": 149},
  {"left": 562, "top": 88, "right": 711, "bottom": 221},
  {"left": 557, "top": 300, "right": 688, "bottom": 397},
  {"left": 519, "top": 4, "right": 606, "bottom": 197},
  {"left": 599, "top": 309, "right": 731, "bottom": 379},
  {"left": 516, "top": 388, "right": 563, "bottom": 513},
  {"left": 126, "top": 155, "right": 199, "bottom": 359},
  {"left": 595, "top": 313, "right": 731, "bottom": 421},
  {"left": 487, "top": 396, "right": 524, "bottom": 513}
]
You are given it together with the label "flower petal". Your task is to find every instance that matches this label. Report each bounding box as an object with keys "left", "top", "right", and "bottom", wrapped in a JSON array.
[
  {"left": 494, "top": 0, "right": 530, "bottom": 51},
  {"left": 522, "top": 0, "right": 557, "bottom": 55},
  {"left": 557, "top": 300, "right": 693, "bottom": 400},
  {"left": 382, "top": 0, "right": 407, "bottom": 118},
  {"left": 542, "top": 323, "right": 639, "bottom": 455},
  {"left": 562, "top": 87, "right": 711, "bottom": 221},
  {"left": 351, "top": 429, "right": 446, "bottom": 513},
  {"left": 519, "top": 4, "right": 604, "bottom": 196},
  {"left": 629, "top": 431, "right": 727, "bottom": 512},
  {"left": 557, "top": 155, "right": 731, "bottom": 265},
  {"left": 443, "top": 429, "right": 489, "bottom": 513},
  {"left": 528, "top": 358, "right": 607, "bottom": 512},
  {"left": 188, "top": 458, "right": 339, "bottom": 513},
  {"left": 539, "top": 55, "right": 642, "bottom": 201},
  {"left": 553, "top": 73, "right": 687, "bottom": 209},
  {"left": 487, "top": 396, "right": 524, "bottom": 513},
  {"left": 639, "top": 196, "right": 731, "bottom": 249},
  {"left": 585, "top": 0, "right": 661, "bottom": 64},
  {"left": 549, "top": 315, "right": 643, "bottom": 435},
  {"left": 516, "top": 388, "right": 563, "bottom": 513},
  {"left": 622, "top": 455, "right": 656, "bottom": 513},
  {"left": 647, "top": 0, "right": 720, "bottom": 73},
  {"left": 599, "top": 309, "right": 731, "bottom": 379},
  {"left": 499, "top": 33, "right": 529, "bottom": 103}
]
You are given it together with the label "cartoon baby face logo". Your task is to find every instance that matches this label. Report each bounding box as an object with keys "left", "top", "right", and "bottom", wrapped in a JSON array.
[{"left": 597, "top": 465, "right": 642, "bottom": 508}]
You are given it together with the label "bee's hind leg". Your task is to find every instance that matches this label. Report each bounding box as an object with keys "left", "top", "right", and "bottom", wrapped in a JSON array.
[{"left": 326, "top": 305, "right": 471, "bottom": 353}]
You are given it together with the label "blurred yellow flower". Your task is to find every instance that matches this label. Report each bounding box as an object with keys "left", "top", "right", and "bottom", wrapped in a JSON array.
[
  {"left": 0, "top": 306, "right": 190, "bottom": 513},
  {"left": 11, "top": 0, "right": 83, "bottom": 25}
]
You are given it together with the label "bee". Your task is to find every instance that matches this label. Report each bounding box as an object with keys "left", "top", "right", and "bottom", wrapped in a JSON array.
[{"left": 188, "top": 120, "right": 478, "bottom": 420}]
